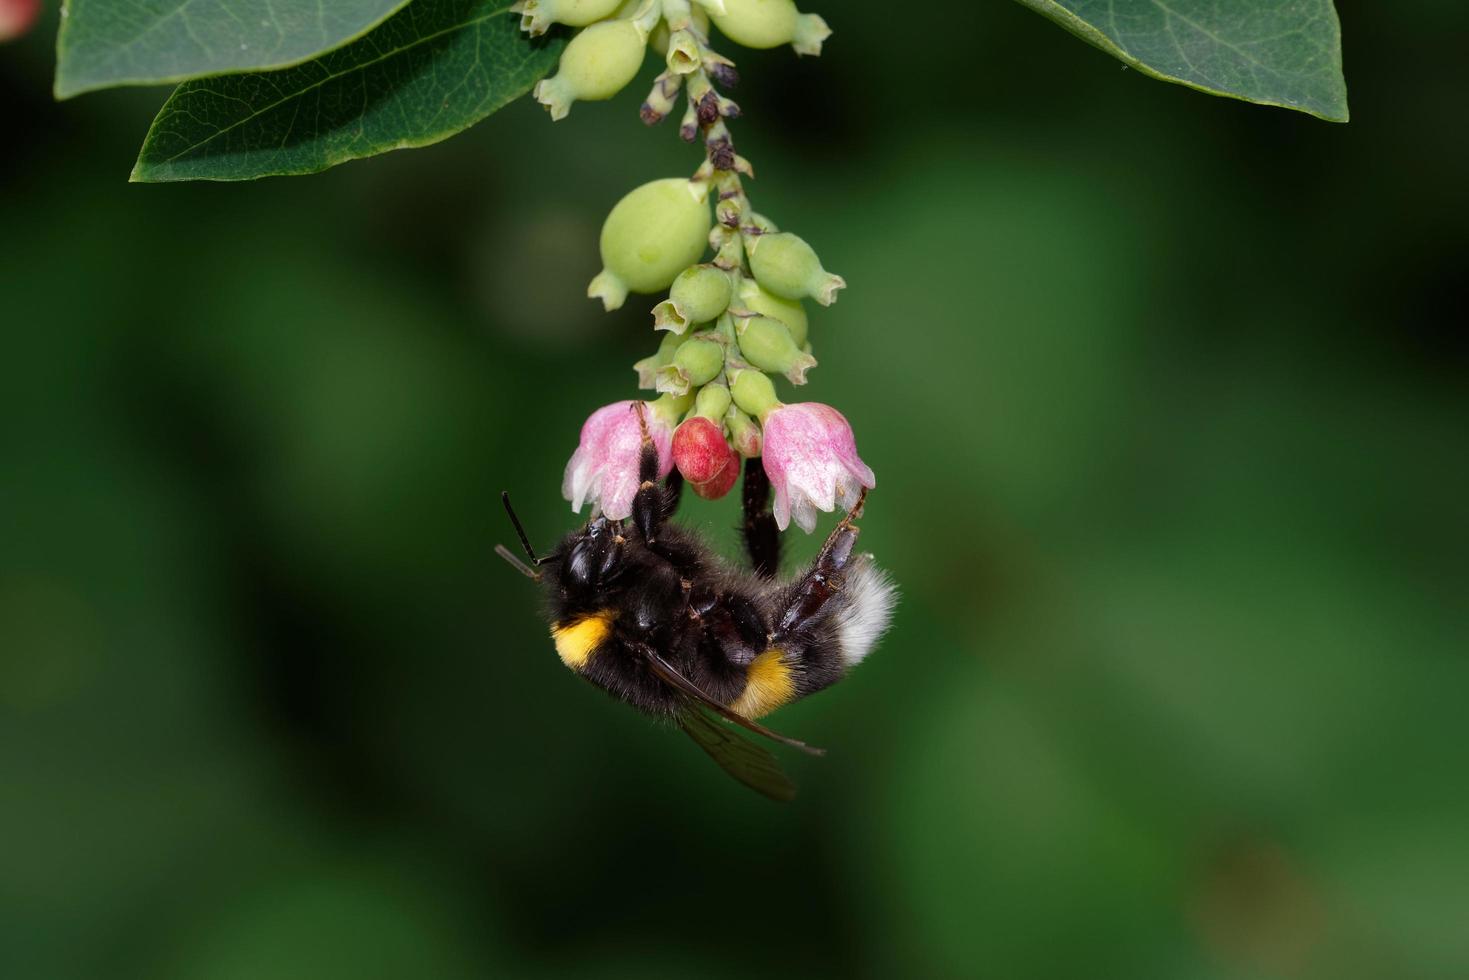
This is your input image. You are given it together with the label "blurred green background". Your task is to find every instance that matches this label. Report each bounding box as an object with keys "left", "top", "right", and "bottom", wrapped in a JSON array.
[{"left": 3, "top": 2, "right": 1466, "bottom": 978}]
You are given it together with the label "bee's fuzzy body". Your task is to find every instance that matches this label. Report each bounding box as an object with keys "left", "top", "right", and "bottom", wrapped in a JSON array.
[
  {"left": 502, "top": 408, "right": 894, "bottom": 797},
  {"left": 544, "top": 520, "right": 895, "bottom": 720}
]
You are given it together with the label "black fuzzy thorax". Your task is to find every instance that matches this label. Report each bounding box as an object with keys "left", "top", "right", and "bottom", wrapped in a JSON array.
[{"left": 540, "top": 519, "right": 847, "bottom": 718}]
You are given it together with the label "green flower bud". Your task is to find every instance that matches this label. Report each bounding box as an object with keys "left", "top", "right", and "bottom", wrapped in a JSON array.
[
  {"left": 748, "top": 231, "right": 845, "bottom": 306},
  {"left": 640, "top": 70, "right": 683, "bottom": 124},
  {"left": 730, "top": 367, "right": 781, "bottom": 421},
  {"left": 632, "top": 330, "right": 690, "bottom": 388},
  {"left": 736, "top": 278, "right": 808, "bottom": 347},
  {"left": 653, "top": 264, "right": 734, "bottom": 333},
  {"left": 617, "top": 0, "right": 708, "bottom": 53},
  {"left": 736, "top": 315, "right": 816, "bottom": 384},
  {"left": 657, "top": 336, "right": 724, "bottom": 394},
  {"left": 589, "top": 178, "right": 713, "bottom": 311},
  {"left": 665, "top": 28, "right": 702, "bottom": 74},
  {"left": 650, "top": 389, "right": 696, "bottom": 428},
  {"left": 513, "top": 0, "right": 625, "bottom": 36},
  {"left": 534, "top": 19, "right": 649, "bottom": 121},
  {"left": 710, "top": 0, "right": 832, "bottom": 56},
  {"left": 726, "top": 406, "right": 763, "bottom": 457},
  {"left": 694, "top": 381, "right": 733, "bottom": 421}
]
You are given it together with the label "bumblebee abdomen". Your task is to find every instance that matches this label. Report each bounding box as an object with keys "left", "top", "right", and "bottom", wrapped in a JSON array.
[
  {"left": 551, "top": 609, "right": 616, "bottom": 670},
  {"left": 730, "top": 648, "right": 797, "bottom": 719}
]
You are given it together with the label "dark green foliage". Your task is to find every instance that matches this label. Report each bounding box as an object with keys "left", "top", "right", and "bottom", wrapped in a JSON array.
[
  {"left": 55, "top": 0, "right": 410, "bottom": 98},
  {"left": 1016, "top": 0, "right": 1349, "bottom": 121},
  {"left": 131, "top": 0, "right": 564, "bottom": 182},
  {"left": 54, "top": 0, "right": 1348, "bottom": 183}
]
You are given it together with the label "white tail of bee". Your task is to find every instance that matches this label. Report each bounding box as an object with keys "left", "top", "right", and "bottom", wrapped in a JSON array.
[{"left": 833, "top": 557, "right": 898, "bottom": 668}]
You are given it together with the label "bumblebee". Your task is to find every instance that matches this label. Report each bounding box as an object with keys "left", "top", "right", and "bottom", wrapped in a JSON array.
[{"left": 498, "top": 409, "right": 895, "bottom": 800}]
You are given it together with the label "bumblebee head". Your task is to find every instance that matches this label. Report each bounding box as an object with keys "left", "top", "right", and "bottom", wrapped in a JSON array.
[
  {"left": 495, "top": 493, "right": 641, "bottom": 603},
  {"left": 561, "top": 515, "right": 628, "bottom": 596}
]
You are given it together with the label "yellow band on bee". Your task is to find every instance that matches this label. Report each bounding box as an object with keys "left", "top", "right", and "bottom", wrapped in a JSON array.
[
  {"left": 552, "top": 610, "right": 615, "bottom": 671},
  {"left": 731, "top": 649, "right": 796, "bottom": 719}
]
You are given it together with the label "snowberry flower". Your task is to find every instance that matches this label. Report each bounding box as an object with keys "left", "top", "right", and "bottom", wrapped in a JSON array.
[
  {"left": 562, "top": 398, "right": 679, "bottom": 520},
  {"left": 760, "top": 402, "right": 875, "bottom": 533},
  {"left": 672, "top": 416, "right": 741, "bottom": 500}
]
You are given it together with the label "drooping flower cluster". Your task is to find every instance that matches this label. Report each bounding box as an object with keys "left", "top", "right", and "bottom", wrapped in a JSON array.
[{"left": 517, "top": 0, "right": 874, "bottom": 532}]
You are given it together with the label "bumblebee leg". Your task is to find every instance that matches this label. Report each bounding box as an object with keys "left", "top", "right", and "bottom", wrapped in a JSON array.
[
  {"left": 772, "top": 497, "right": 863, "bottom": 639},
  {"left": 741, "top": 457, "right": 781, "bottom": 578},
  {"left": 631, "top": 404, "right": 669, "bottom": 544},
  {"left": 662, "top": 468, "right": 684, "bottom": 520},
  {"left": 691, "top": 588, "right": 767, "bottom": 668}
]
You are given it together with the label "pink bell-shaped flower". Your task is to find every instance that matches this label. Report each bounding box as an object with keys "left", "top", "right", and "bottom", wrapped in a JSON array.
[
  {"left": 761, "top": 402, "right": 875, "bottom": 533},
  {"left": 562, "top": 400, "right": 675, "bottom": 520}
]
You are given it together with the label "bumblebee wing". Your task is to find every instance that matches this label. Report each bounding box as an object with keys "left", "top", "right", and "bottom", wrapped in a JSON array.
[
  {"left": 679, "top": 706, "right": 798, "bottom": 803},
  {"left": 636, "top": 644, "right": 825, "bottom": 757}
]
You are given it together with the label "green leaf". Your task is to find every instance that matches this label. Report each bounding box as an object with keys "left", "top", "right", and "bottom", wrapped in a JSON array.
[
  {"left": 1014, "top": 0, "right": 1349, "bottom": 122},
  {"left": 131, "top": 0, "right": 564, "bottom": 183},
  {"left": 55, "top": 0, "right": 411, "bottom": 99}
]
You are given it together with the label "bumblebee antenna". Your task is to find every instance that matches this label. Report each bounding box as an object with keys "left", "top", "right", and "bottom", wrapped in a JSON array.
[
  {"left": 501, "top": 491, "right": 542, "bottom": 564},
  {"left": 495, "top": 543, "right": 541, "bottom": 581}
]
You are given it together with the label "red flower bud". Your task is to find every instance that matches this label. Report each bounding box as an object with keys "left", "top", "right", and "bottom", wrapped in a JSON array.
[{"left": 672, "top": 416, "right": 740, "bottom": 500}]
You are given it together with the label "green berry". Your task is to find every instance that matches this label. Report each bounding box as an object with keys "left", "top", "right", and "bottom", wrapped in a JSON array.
[
  {"left": 654, "top": 264, "right": 734, "bottom": 333},
  {"left": 737, "top": 314, "right": 817, "bottom": 383},
  {"left": 711, "top": 0, "right": 832, "bottom": 56},
  {"left": 748, "top": 231, "right": 845, "bottom": 306},
  {"left": 534, "top": 19, "right": 649, "bottom": 121},
  {"left": 633, "top": 330, "right": 690, "bottom": 388},
  {"left": 730, "top": 367, "right": 781, "bottom": 421},
  {"left": 737, "top": 278, "right": 809, "bottom": 347},
  {"left": 589, "top": 178, "right": 713, "bottom": 311},
  {"left": 674, "top": 336, "right": 725, "bottom": 386},
  {"left": 694, "top": 381, "right": 733, "bottom": 421},
  {"left": 656, "top": 336, "right": 724, "bottom": 394},
  {"left": 514, "top": 0, "right": 625, "bottom": 36}
]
